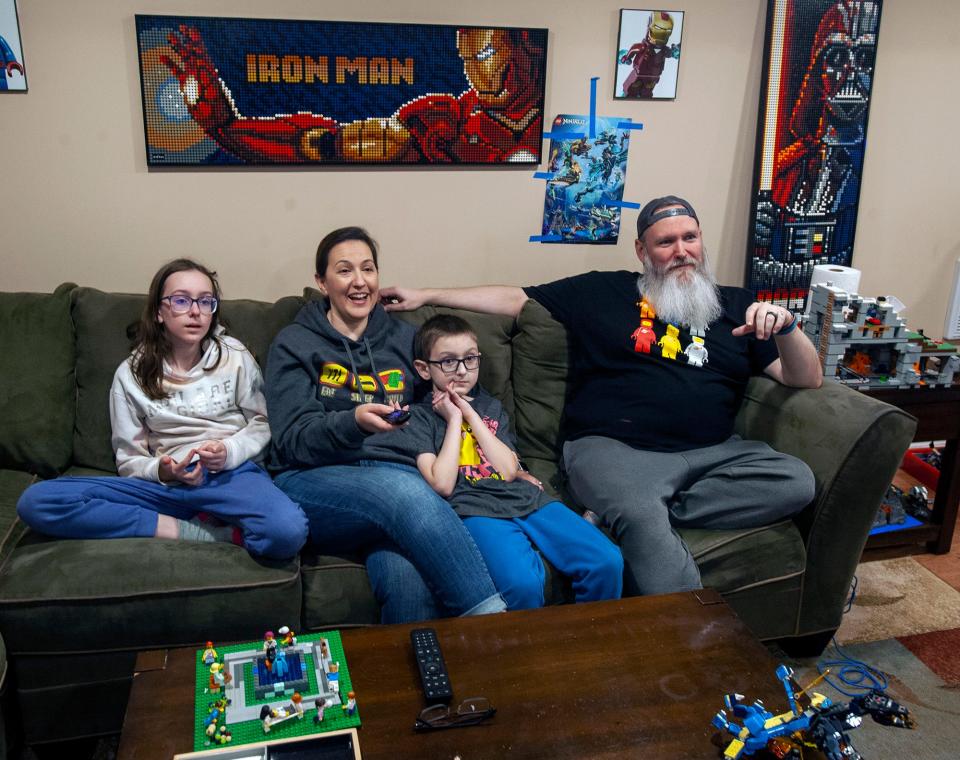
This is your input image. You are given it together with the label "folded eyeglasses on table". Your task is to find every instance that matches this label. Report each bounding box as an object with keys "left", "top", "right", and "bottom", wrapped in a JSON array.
[{"left": 414, "top": 697, "right": 497, "bottom": 731}]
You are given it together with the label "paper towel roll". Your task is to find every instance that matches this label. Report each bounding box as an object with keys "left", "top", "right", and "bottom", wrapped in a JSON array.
[{"left": 810, "top": 264, "right": 861, "bottom": 295}]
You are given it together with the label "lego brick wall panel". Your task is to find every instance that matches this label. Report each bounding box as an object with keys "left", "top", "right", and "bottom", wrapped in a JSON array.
[
  {"left": 0, "top": 536, "right": 301, "bottom": 654},
  {"left": 511, "top": 300, "right": 570, "bottom": 465},
  {"left": 734, "top": 376, "right": 916, "bottom": 634},
  {"left": 0, "top": 284, "right": 77, "bottom": 477}
]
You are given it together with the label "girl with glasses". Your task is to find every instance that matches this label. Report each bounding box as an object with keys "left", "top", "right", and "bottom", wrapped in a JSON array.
[{"left": 17, "top": 259, "right": 308, "bottom": 559}]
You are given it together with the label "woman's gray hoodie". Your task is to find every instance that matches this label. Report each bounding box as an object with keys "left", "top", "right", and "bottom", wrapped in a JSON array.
[{"left": 265, "top": 299, "right": 420, "bottom": 470}]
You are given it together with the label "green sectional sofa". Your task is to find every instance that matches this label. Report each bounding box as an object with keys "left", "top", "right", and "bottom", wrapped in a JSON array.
[{"left": 0, "top": 284, "right": 916, "bottom": 750}]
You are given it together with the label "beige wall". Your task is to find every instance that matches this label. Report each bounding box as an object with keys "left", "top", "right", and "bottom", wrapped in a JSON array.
[{"left": 1, "top": 0, "right": 958, "bottom": 334}]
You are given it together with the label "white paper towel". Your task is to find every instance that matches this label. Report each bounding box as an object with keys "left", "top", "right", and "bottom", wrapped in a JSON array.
[{"left": 810, "top": 264, "right": 861, "bottom": 295}]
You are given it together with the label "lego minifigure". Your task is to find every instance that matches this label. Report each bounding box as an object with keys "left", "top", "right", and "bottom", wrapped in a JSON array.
[
  {"left": 631, "top": 319, "right": 656, "bottom": 354},
  {"left": 273, "top": 646, "right": 289, "bottom": 680},
  {"left": 658, "top": 323, "right": 681, "bottom": 360},
  {"left": 202, "top": 641, "right": 218, "bottom": 666},
  {"left": 263, "top": 631, "right": 277, "bottom": 671},
  {"left": 684, "top": 336, "right": 708, "bottom": 367},
  {"left": 278, "top": 625, "right": 297, "bottom": 646},
  {"left": 208, "top": 662, "right": 232, "bottom": 692},
  {"left": 260, "top": 704, "right": 276, "bottom": 733},
  {"left": 314, "top": 697, "right": 327, "bottom": 723},
  {"left": 292, "top": 692, "right": 304, "bottom": 718},
  {"left": 343, "top": 690, "right": 357, "bottom": 716}
]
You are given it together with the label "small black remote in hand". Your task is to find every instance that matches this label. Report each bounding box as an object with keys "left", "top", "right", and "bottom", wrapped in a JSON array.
[
  {"left": 385, "top": 409, "right": 411, "bottom": 425},
  {"left": 411, "top": 627, "right": 453, "bottom": 703}
]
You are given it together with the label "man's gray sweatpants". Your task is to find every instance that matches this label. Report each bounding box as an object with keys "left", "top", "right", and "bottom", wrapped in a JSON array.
[{"left": 562, "top": 435, "right": 815, "bottom": 596}]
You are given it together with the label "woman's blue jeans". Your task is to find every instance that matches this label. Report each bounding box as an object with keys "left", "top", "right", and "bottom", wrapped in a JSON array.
[{"left": 275, "top": 461, "right": 505, "bottom": 623}]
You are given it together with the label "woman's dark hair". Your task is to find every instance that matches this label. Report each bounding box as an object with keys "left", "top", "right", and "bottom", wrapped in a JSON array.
[
  {"left": 315, "top": 227, "right": 379, "bottom": 278},
  {"left": 132, "top": 258, "right": 223, "bottom": 400}
]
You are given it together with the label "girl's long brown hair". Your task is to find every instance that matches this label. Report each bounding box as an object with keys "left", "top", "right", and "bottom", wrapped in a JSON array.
[{"left": 132, "top": 259, "right": 223, "bottom": 400}]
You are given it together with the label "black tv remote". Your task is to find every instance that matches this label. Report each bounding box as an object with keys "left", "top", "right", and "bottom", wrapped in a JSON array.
[{"left": 410, "top": 627, "right": 453, "bottom": 704}]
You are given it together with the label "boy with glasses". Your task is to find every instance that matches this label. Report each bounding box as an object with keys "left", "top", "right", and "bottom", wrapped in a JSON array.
[{"left": 388, "top": 314, "right": 623, "bottom": 610}]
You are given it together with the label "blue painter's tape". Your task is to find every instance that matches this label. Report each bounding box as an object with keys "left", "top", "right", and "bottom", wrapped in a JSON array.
[
  {"left": 533, "top": 172, "right": 556, "bottom": 180},
  {"left": 529, "top": 234, "right": 564, "bottom": 242},
  {"left": 607, "top": 200, "right": 642, "bottom": 209},
  {"left": 589, "top": 77, "right": 598, "bottom": 139},
  {"left": 617, "top": 121, "right": 644, "bottom": 130},
  {"left": 542, "top": 131, "right": 585, "bottom": 140}
]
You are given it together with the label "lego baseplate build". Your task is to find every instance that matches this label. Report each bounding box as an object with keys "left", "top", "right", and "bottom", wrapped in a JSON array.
[{"left": 193, "top": 628, "right": 360, "bottom": 751}]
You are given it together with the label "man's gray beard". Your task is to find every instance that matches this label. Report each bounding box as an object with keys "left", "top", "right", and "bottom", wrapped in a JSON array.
[{"left": 638, "top": 251, "right": 722, "bottom": 332}]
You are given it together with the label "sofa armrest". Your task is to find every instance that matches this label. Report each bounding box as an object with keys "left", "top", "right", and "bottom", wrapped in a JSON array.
[{"left": 734, "top": 376, "right": 917, "bottom": 636}]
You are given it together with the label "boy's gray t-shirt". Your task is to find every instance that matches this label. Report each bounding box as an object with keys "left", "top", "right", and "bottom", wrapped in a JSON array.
[{"left": 388, "top": 387, "right": 551, "bottom": 519}]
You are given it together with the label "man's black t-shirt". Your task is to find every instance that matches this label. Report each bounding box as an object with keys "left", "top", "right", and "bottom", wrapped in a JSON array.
[{"left": 523, "top": 271, "right": 779, "bottom": 452}]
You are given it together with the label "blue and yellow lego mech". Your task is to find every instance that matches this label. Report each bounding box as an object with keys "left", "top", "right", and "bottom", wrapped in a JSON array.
[{"left": 712, "top": 664, "right": 914, "bottom": 759}]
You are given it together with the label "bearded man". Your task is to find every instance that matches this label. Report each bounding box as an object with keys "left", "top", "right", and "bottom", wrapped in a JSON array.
[{"left": 382, "top": 196, "right": 822, "bottom": 595}]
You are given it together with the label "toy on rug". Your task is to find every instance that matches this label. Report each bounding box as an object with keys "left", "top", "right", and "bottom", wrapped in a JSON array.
[{"left": 711, "top": 664, "right": 914, "bottom": 759}]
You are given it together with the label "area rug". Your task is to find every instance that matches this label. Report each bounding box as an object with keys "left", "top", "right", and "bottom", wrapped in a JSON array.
[
  {"left": 835, "top": 556, "right": 960, "bottom": 644},
  {"left": 787, "top": 636, "right": 960, "bottom": 760}
]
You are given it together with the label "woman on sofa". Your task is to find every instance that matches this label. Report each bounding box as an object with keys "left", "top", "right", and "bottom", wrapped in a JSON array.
[
  {"left": 16, "top": 258, "right": 308, "bottom": 559},
  {"left": 265, "top": 226, "right": 505, "bottom": 623}
]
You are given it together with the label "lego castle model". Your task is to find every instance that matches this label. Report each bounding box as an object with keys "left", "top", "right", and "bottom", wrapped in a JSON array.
[{"left": 804, "top": 283, "right": 960, "bottom": 389}]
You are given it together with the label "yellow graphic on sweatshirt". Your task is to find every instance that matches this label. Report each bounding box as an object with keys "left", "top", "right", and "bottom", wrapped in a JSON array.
[
  {"left": 319, "top": 363, "right": 405, "bottom": 395},
  {"left": 378, "top": 369, "right": 405, "bottom": 392},
  {"left": 349, "top": 374, "right": 379, "bottom": 394},
  {"left": 319, "top": 363, "right": 349, "bottom": 387}
]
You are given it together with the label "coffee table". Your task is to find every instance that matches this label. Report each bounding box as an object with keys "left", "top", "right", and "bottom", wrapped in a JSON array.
[{"left": 117, "top": 590, "right": 800, "bottom": 759}]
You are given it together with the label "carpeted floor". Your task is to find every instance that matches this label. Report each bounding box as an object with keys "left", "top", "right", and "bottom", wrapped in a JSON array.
[
  {"left": 836, "top": 556, "right": 960, "bottom": 644},
  {"left": 770, "top": 509, "right": 960, "bottom": 760}
]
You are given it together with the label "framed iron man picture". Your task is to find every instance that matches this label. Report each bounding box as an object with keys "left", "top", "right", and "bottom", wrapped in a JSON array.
[
  {"left": 745, "top": 0, "right": 883, "bottom": 313},
  {"left": 135, "top": 15, "right": 548, "bottom": 166},
  {"left": 613, "top": 9, "right": 684, "bottom": 100}
]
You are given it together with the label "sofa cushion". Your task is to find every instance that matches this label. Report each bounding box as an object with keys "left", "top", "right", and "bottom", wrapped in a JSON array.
[
  {"left": 218, "top": 295, "right": 304, "bottom": 371},
  {"left": 511, "top": 300, "right": 569, "bottom": 468},
  {"left": 300, "top": 550, "right": 379, "bottom": 629},
  {"left": 0, "top": 470, "right": 33, "bottom": 569},
  {"left": 0, "top": 284, "right": 76, "bottom": 476},
  {"left": 0, "top": 535, "right": 301, "bottom": 654},
  {"left": 71, "top": 288, "right": 146, "bottom": 472}
]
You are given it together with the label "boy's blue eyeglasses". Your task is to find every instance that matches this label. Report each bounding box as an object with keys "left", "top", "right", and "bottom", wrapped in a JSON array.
[
  {"left": 161, "top": 295, "right": 219, "bottom": 315},
  {"left": 426, "top": 354, "right": 482, "bottom": 374}
]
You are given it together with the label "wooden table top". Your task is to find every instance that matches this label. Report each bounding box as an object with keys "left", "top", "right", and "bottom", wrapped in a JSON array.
[{"left": 118, "top": 590, "right": 796, "bottom": 760}]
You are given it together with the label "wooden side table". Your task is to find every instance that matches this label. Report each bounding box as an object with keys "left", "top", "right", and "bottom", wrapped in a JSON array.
[{"left": 862, "top": 386, "right": 960, "bottom": 559}]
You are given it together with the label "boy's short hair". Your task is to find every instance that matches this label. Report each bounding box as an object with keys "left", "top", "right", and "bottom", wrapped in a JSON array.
[{"left": 414, "top": 314, "right": 478, "bottom": 361}]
